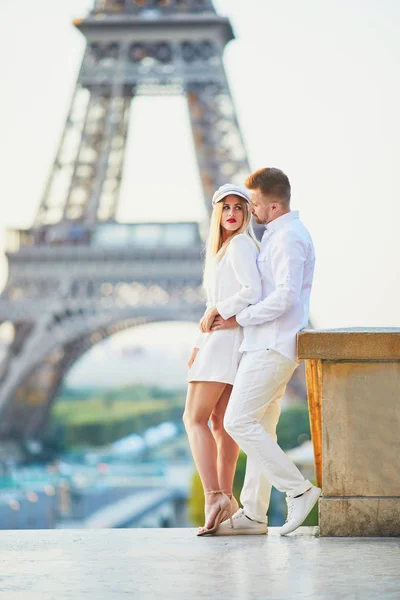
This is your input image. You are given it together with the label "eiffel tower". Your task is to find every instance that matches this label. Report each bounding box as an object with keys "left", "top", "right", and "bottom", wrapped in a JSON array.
[
  {"left": 0, "top": 0, "right": 253, "bottom": 441},
  {"left": 0, "top": 0, "right": 304, "bottom": 445}
]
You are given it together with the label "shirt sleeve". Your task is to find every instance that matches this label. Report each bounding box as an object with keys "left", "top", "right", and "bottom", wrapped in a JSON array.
[
  {"left": 236, "top": 231, "right": 307, "bottom": 327},
  {"left": 216, "top": 235, "right": 262, "bottom": 320}
]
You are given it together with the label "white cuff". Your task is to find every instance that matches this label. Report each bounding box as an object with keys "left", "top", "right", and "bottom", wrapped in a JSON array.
[
  {"left": 216, "top": 300, "right": 233, "bottom": 321},
  {"left": 236, "top": 308, "right": 250, "bottom": 327}
]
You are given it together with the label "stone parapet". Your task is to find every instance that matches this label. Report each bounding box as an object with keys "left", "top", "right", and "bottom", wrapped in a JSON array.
[{"left": 297, "top": 328, "right": 400, "bottom": 537}]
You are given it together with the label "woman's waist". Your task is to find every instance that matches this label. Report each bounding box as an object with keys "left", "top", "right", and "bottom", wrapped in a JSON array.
[
  {"left": 206, "top": 283, "right": 243, "bottom": 304},
  {"left": 203, "top": 327, "right": 243, "bottom": 341}
]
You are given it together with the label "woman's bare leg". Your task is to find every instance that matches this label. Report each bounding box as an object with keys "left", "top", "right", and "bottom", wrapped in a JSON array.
[
  {"left": 183, "top": 381, "right": 227, "bottom": 529},
  {"left": 210, "top": 384, "right": 240, "bottom": 498}
]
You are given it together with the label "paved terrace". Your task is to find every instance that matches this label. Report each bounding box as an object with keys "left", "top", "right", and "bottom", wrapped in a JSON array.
[{"left": 0, "top": 527, "right": 398, "bottom": 599}]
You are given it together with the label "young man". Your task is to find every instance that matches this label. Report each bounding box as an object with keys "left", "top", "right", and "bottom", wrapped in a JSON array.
[{"left": 210, "top": 167, "right": 321, "bottom": 535}]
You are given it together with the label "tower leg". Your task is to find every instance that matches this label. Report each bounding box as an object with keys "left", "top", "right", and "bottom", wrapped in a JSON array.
[{"left": 186, "top": 81, "right": 250, "bottom": 214}]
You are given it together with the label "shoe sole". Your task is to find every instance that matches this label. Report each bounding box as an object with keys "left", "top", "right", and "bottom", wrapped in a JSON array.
[
  {"left": 197, "top": 505, "right": 233, "bottom": 537},
  {"left": 213, "top": 527, "right": 268, "bottom": 536},
  {"left": 280, "top": 487, "right": 321, "bottom": 536}
]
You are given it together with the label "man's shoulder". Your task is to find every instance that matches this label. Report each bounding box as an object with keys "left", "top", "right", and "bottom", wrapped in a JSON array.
[
  {"left": 271, "top": 222, "right": 313, "bottom": 254},
  {"left": 277, "top": 219, "right": 312, "bottom": 242}
]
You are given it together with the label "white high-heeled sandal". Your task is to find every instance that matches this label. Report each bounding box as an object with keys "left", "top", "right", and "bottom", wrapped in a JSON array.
[
  {"left": 197, "top": 490, "right": 233, "bottom": 537},
  {"left": 225, "top": 492, "right": 239, "bottom": 516}
]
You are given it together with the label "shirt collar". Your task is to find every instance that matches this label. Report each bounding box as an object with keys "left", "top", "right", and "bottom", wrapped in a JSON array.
[{"left": 264, "top": 210, "right": 299, "bottom": 233}]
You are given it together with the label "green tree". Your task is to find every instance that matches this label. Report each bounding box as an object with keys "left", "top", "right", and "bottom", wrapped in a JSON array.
[{"left": 276, "top": 404, "right": 311, "bottom": 450}]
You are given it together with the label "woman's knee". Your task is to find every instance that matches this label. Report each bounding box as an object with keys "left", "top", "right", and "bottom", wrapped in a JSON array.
[
  {"left": 210, "top": 411, "right": 224, "bottom": 435},
  {"left": 183, "top": 409, "right": 208, "bottom": 430}
]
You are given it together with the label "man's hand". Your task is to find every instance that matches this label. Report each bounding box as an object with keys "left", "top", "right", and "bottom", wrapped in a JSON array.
[
  {"left": 210, "top": 315, "right": 238, "bottom": 331},
  {"left": 200, "top": 307, "right": 219, "bottom": 333}
]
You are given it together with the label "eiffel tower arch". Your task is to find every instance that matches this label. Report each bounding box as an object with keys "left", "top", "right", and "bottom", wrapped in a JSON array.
[{"left": 0, "top": 0, "right": 256, "bottom": 441}]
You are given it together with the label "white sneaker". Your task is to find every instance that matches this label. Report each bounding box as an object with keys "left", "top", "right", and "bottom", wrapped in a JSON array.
[
  {"left": 214, "top": 508, "right": 268, "bottom": 536},
  {"left": 280, "top": 485, "right": 321, "bottom": 536}
]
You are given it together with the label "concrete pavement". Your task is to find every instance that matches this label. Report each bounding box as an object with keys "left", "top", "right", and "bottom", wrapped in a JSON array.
[{"left": 0, "top": 527, "right": 398, "bottom": 599}]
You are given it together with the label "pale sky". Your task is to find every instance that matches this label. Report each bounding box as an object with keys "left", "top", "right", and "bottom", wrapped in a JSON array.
[{"left": 1, "top": 0, "right": 400, "bottom": 330}]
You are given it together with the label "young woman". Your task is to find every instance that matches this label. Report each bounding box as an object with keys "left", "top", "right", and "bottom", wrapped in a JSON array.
[{"left": 183, "top": 183, "right": 261, "bottom": 536}]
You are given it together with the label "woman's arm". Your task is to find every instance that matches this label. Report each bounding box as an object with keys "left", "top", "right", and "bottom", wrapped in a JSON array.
[
  {"left": 191, "top": 300, "right": 211, "bottom": 350},
  {"left": 187, "top": 347, "right": 199, "bottom": 368},
  {"left": 215, "top": 235, "right": 262, "bottom": 320}
]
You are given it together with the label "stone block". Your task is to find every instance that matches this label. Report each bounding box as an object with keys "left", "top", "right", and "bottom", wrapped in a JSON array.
[
  {"left": 322, "top": 361, "right": 400, "bottom": 497},
  {"left": 319, "top": 497, "right": 400, "bottom": 536}
]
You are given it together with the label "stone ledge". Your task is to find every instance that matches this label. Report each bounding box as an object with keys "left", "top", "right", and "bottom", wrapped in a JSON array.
[{"left": 298, "top": 327, "right": 400, "bottom": 360}]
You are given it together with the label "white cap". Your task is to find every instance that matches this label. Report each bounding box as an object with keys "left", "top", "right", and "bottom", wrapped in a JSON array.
[{"left": 212, "top": 183, "right": 251, "bottom": 206}]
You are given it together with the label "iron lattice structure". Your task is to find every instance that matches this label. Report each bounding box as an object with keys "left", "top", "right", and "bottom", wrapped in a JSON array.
[
  {"left": 0, "top": 0, "right": 304, "bottom": 442},
  {"left": 36, "top": 0, "right": 249, "bottom": 226}
]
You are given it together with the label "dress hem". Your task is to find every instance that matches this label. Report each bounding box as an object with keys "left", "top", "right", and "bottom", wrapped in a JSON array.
[{"left": 187, "top": 378, "right": 235, "bottom": 385}]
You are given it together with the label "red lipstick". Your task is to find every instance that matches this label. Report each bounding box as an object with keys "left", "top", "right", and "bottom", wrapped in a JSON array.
[{"left": 227, "top": 218, "right": 236, "bottom": 223}]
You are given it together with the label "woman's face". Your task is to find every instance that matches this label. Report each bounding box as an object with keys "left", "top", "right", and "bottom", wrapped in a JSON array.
[{"left": 220, "top": 195, "right": 246, "bottom": 234}]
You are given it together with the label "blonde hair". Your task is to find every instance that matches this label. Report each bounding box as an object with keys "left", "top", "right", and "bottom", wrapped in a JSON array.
[{"left": 203, "top": 196, "right": 259, "bottom": 288}]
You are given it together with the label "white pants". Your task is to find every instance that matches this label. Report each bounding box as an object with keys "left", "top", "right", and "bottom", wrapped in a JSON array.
[{"left": 224, "top": 349, "right": 312, "bottom": 523}]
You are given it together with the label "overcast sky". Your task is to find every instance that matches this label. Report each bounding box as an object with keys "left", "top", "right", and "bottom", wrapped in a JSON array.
[{"left": 1, "top": 0, "right": 399, "bottom": 330}]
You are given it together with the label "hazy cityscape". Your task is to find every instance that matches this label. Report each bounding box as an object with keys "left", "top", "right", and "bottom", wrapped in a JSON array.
[{"left": 0, "top": 316, "right": 313, "bottom": 530}]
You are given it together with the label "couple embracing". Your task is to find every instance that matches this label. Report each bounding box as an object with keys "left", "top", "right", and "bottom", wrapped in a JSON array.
[{"left": 183, "top": 167, "right": 321, "bottom": 537}]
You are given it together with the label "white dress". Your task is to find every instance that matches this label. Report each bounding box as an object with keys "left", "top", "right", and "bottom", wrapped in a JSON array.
[{"left": 187, "top": 233, "right": 262, "bottom": 385}]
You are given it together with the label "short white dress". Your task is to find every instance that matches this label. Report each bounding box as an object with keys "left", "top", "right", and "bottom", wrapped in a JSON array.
[{"left": 188, "top": 233, "right": 262, "bottom": 385}]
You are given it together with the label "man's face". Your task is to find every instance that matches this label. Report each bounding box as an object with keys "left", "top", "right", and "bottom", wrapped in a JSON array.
[{"left": 248, "top": 189, "right": 275, "bottom": 224}]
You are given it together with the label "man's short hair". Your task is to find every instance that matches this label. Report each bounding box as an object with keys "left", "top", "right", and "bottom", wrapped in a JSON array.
[{"left": 245, "top": 168, "right": 291, "bottom": 206}]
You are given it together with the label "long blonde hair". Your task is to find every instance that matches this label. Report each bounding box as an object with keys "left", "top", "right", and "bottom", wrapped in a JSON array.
[{"left": 203, "top": 197, "right": 259, "bottom": 288}]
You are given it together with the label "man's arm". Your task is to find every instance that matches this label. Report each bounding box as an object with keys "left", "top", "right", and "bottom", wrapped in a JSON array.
[{"left": 236, "top": 232, "right": 307, "bottom": 327}]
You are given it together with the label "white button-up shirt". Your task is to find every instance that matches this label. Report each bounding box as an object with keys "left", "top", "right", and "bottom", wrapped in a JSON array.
[{"left": 236, "top": 211, "right": 315, "bottom": 362}]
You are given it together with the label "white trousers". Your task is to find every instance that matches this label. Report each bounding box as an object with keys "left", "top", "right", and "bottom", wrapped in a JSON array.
[{"left": 224, "top": 349, "right": 312, "bottom": 523}]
